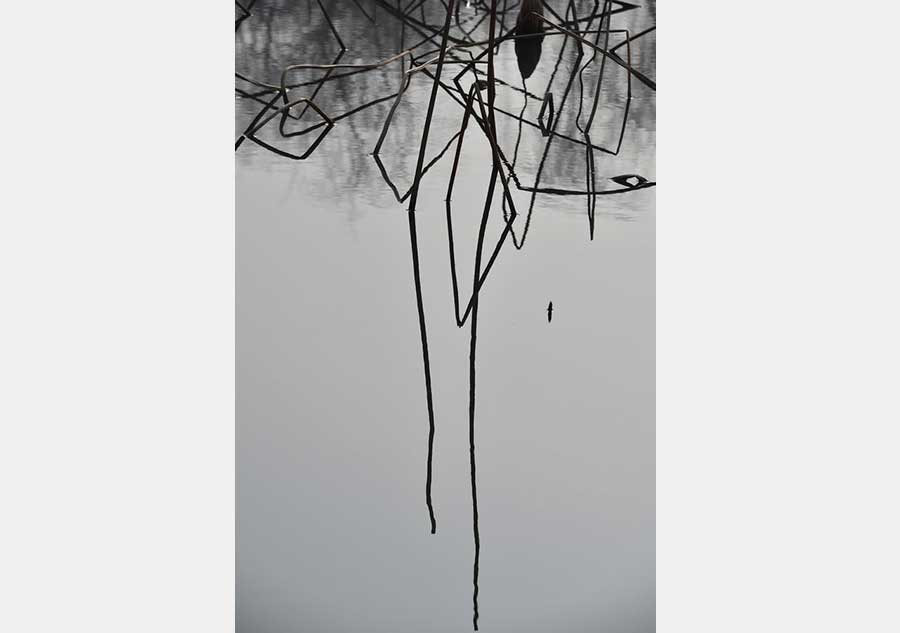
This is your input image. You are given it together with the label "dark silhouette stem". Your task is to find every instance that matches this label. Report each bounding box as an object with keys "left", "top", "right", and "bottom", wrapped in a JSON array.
[{"left": 406, "top": 0, "right": 457, "bottom": 537}]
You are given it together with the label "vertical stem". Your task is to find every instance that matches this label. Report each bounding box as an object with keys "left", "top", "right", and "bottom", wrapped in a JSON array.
[
  {"left": 407, "top": 0, "right": 457, "bottom": 536},
  {"left": 470, "top": 5, "right": 499, "bottom": 629},
  {"left": 407, "top": 210, "right": 437, "bottom": 534}
]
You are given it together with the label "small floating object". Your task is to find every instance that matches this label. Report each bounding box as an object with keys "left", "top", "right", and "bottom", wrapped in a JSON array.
[{"left": 547, "top": 301, "right": 553, "bottom": 323}]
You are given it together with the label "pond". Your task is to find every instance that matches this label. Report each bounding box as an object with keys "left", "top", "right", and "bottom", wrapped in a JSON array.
[{"left": 236, "top": 1, "right": 655, "bottom": 631}]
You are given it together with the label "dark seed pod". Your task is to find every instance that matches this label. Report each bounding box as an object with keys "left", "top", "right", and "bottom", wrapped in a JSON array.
[{"left": 515, "top": 0, "right": 545, "bottom": 79}]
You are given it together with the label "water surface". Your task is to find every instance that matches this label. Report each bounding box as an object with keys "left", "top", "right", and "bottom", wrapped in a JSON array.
[{"left": 237, "top": 2, "right": 655, "bottom": 631}]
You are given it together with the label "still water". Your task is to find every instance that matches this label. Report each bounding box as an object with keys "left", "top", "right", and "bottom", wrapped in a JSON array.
[{"left": 237, "top": 1, "right": 655, "bottom": 631}]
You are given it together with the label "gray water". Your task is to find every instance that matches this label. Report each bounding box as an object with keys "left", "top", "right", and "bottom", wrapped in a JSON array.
[{"left": 237, "top": 2, "right": 655, "bottom": 631}]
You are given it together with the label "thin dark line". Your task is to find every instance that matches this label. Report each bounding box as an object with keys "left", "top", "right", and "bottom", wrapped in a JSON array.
[
  {"left": 470, "top": 4, "right": 499, "bottom": 629},
  {"left": 406, "top": 0, "right": 457, "bottom": 537},
  {"left": 407, "top": 209, "right": 437, "bottom": 535}
]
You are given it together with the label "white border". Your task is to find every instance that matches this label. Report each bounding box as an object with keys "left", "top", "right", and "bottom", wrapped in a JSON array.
[
  {"left": 659, "top": 1, "right": 900, "bottom": 630},
  {"left": 1, "top": 2, "right": 234, "bottom": 632}
]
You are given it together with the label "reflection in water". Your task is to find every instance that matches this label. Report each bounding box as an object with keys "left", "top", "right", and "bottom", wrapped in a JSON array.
[
  {"left": 236, "top": 1, "right": 655, "bottom": 630},
  {"left": 236, "top": 1, "right": 655, "bottom": 202}
]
